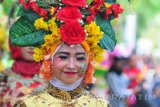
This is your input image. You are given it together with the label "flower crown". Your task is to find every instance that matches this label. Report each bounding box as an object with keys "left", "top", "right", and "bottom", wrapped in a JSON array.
[{"left": 9, "top": 0, "right": 123, "bottom": 82}]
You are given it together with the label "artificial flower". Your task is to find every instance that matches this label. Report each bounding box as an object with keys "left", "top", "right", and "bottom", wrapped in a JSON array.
[
  {"left": 111, "top": 3, "right": 123, "bottom": 18},
  {"left": 51, "top": 31, "right": 61, "bottom": 41},
  {"left": 92, "top": 0, "right": 104, "bottom": 9},
  {"left": 40, "top": 60, "right": 53, "bottom": 81},
  {"left": 84, "top": 22, "right": 103, "bottom": 39},
  {"left": 86, "top": 15, "right": 95, "bottom": 24},
  {"left": 50, "top": 6, "right": 58, "bottom": 16},
  {"left": 33, "top": 48, "right": 45, "bottom": 62},
  {"left": 19, "top": 0, "right": 48, "bottom": 18},
  {"left": 81, "top": 41, "right": 90, "bottom": 53},
  {"left": 57, "top": 6, "right": 82, "bottom": 22},
  {"left": 48, "top": 17, "right": 58, "bottom": 32},
  {"left": 34, "top": 18, "right": 48, "bottom": 31},
  {"left": 19, "top": 0, "right": 30, "bottom": 9},
  {"left": 44, "top": 34, "right": 54, "bottom": 50},
  {"left": 105, "top": 8, "right": 112, "bottom": 19},
  {"left": 60, "top": 21, "right": 86, "bottom": 44},
  {"left": 104, "top": 3, "right": 111, "bottom": 8},
  {"left": 62, "top": 0, "right": 87, "bottom": 7}
]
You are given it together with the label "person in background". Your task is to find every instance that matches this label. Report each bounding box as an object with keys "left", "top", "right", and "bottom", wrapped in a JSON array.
[
  {"left": 123, "top": 54, "right": 141, "bottom": 89},
  {"left": 0, "top": 39, "right": 45, "bottom": 107},
  {"left": 106, "top": 57, "right": 140, "bottom": 107}
]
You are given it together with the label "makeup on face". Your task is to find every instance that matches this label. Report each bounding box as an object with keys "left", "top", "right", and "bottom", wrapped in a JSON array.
[
  {"left": 51, "top": 44, "right": 89, "bottom": 84},
  {"left": 79, "top": 61, "right": 88, "bottom": 74}
]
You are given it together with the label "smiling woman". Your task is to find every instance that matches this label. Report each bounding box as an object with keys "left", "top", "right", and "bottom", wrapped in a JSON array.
[
  {"left": 52, "top": 44, "right": 88, "bottom": 84},
  {"left": 9, "top": 0, "right": 123, "bottom": 107}
]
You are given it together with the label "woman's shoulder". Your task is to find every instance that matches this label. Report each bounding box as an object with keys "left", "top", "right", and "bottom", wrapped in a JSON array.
[{"left": 13, "top": 91, "right": 48, "bottom": 107}]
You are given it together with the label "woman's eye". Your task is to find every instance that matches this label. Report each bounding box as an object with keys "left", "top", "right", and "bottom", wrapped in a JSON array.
[
  {"left": 77, "top": 57, "right": 86, "bottom": 61},
  {"left": 59, "top": 56, "right": 68, "bottom": 60}
]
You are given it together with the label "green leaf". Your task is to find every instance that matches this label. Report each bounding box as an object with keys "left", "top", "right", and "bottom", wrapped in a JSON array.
[
  {"left": 17, "top": 7, "right": 28, "bottom": 16},
  {"left": 80, "top": 9, "right": 91, "bottom": 16},
  {"left": 95, "top": 14, "right": 117, "bottom": 51},
  {"left": 104, "top": 0, "right": 116, "bottom": 4},
  {"left": 9, "top": 11, "right": 47, "bottom": 46},
  {"left": 87, "top": 0, "right": 92, "bottom": 5},
  {"left": 36, "top": 0, "right": 50, "bottom": 8}
]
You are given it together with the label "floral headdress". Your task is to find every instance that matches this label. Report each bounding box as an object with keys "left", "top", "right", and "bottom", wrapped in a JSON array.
[{"left": 9, "top": 0, "right": 123, "bottom": 83}]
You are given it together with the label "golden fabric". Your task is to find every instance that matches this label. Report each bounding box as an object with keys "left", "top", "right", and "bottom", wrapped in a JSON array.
[{"left": 14, "top": 84, "right": 110, "bottom": 107}]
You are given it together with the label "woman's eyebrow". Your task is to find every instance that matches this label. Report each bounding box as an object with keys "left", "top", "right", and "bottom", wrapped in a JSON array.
[
  {"left": 56, "top": 52, "right": 86, "bottom": 55},
  {"left": 56, "top": 52, "right": 69, "bottom": 55},
  {"left": 76, "top": 52, "right": 86, "bottom": 55}
]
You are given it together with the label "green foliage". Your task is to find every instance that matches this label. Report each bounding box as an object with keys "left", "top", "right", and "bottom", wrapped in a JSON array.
[
  {"left": 104, "top": 0, "right": 116, "bottom": 4},
  {"left": 9, "top": 11, "right": 47, "bottom": 47},
  {"left": 87, "top": 0, "right": 92, "bottom": 5},
  {"left": 95, "top": 14, "right": 117, "bottom": 51},
  {"left": 36, "top": 0, "right": 51, "bottom": 8}
]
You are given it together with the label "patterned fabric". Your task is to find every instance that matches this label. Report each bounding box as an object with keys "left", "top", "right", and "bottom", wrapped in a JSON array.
[
  {"left": 47, "top": 83, "right": 83, "bottom": 101},
  {"left": 1, "top": 69, "right": 45, "bottom": 107},
  {"left": 13, "top": 83, "right": 110, "bottom": 107}
]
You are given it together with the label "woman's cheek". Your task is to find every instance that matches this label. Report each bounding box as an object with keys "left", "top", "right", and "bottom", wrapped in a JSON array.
[
  {"left": 78, "top": 61, "right": 88, "bottom": 74},
  {"left": 55, "top": 57, "right": 62, "bottom": 63}
]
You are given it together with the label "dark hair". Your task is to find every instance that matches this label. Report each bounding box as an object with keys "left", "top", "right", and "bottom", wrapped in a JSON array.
[{"left": 109, "top": 57, "right": 124, "bottom": 75}]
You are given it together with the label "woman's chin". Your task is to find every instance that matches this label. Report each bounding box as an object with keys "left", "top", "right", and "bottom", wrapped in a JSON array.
[{"left": 61, "top": 78, "right": 79, "bottom": 84}]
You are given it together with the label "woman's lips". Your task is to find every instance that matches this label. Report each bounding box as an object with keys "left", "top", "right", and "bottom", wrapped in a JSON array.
[{"left": 63, "top": 71, "right": 78, "bottom": 76}]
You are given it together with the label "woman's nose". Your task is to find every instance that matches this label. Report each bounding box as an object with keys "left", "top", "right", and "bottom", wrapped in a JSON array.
[{"left": 66, "top": 58, "right": 76, "bottom": 69}]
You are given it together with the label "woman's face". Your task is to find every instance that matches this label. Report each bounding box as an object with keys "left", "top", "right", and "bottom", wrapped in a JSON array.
[
  {"left": 52, "top": 44, "right": 88, "bottom": 84},
  {"left": 21, "top": 46, "right": 34, "bottom": 61}
]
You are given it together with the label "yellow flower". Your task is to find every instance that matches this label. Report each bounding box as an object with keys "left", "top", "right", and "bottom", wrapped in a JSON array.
[
  {"left": 85, "top": 22, "right": 103, "bottom": 40},
  {"left": 50, "top": 6, "right": 56, "bottom": 15},
  {"left": 51, "top": 29, "right": 61, "bottom": 41},
  {"left": 33, "top": 47, "right": 46, "bottom": 62},
  {"left": 34, "top": 18, "right": 48, "bottom": 31},
  {"left": 48, "top": 17, "right": 58, "bottom": 32},
  {"left": 84, "top": 22, "right": 105, "bottom": 63},
  {"left": 104, "top": 3, "right": 111, "bottom": 8}
]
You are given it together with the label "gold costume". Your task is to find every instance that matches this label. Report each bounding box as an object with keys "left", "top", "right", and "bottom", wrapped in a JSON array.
[{"left": 14, "top": 83, "right": 110, "bottom": 107}]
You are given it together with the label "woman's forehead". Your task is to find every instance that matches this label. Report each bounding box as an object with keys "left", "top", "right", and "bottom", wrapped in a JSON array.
[{"left": 57, "top": 44, "right": 86, "bottom": 53}]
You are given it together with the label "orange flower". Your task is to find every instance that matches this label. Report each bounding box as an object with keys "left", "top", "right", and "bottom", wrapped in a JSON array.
[{"left": 40, "top": 60, "right": 53, "bottom": 81}]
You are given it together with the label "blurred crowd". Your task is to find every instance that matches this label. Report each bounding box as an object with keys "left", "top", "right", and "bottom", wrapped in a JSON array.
[{"left": 104, "top": 53, "right": 160, "bottom": 107}]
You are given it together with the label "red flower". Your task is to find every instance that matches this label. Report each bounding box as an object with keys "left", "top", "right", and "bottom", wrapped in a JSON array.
[
  {"left": 19, "top": 0, "right": 31, "bottom": 9},
  {"left": 57, "top": 6, "right": 82, "bottom": 22},
  {"left": 19, "top": 0, "right": 48, "bottom": 19},
  {"left": 104, "top": 4, "right": 123, "bottom": 19},
  {"left": 30, "top": 2, "right": 39, "bottom": 12},
  {"left": 62, "top": 0, "right": 86, "bottom": 7},
  {"left": 86, "top": 6, "right": 96, "bottom": 24},
  {"left": 105, "top": 8, "right": 112, "bottom": 19},
  {"left": 86, "top": 15, "right": 95, "bottom": 24},
  {"left": 60, "top": 21, "right": 86, "bottom": 44},
  {"left": 92, "top": 0, "right": 104, "bottom": 9},
  {"left": 30, "top": 2, "right": 48, "bottom": 19},
  {"left": 111, "top": 4, "right": 123, "bottom": 18}
]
